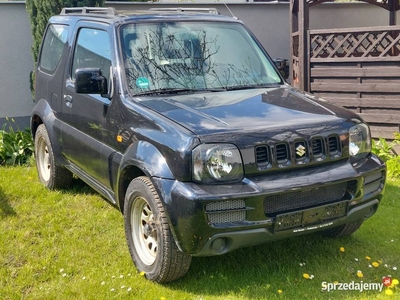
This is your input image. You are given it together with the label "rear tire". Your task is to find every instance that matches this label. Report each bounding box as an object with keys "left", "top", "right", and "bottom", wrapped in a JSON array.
[
  {"left": 34, "top": 124, "right": 72, "bottom": 189},
  {"left": 321, "top": 220, "right": 363, "bottom": 238},
  {"left": 124, "top": 176, "right": 191, "bottom": 283}
]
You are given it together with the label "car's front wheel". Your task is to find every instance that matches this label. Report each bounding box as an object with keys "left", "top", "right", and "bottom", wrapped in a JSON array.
[
  {"left": 123, "top": 176, "right": 192, "bottom": 283},
  {"left": 34, "top": 124, "right": 72, "bottom": 189}
]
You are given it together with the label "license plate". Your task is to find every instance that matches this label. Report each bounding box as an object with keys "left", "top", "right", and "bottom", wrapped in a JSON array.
[{"left": 275, "top": 201, "right": 348, "bottom": 232}]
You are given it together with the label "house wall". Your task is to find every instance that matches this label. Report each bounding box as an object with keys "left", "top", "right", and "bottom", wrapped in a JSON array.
[
  {"left": 0, "top": 1, "right": 398, "bottom": 128},
  {"left": 0, "top": 2, "right": 34, "bottom": 128}
]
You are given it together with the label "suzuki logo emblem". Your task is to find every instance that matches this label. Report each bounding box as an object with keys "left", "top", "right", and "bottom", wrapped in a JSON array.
[{"left": 296, "top": 144, "right": 306, "bottom": 157}]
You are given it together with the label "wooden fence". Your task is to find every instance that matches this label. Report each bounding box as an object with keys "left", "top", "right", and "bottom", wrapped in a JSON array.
[{"left": 308, "top": 25, "right": 400, "bottom": 139}]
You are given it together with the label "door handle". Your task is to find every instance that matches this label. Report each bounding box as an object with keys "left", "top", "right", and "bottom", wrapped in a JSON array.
[{"left": 64, "top": 95, "right": 73, "bottom": 107}]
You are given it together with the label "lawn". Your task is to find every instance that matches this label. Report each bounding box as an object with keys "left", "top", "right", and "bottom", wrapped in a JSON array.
[{"left": 1, "top": 166, "right": 399, "bottom": 300}]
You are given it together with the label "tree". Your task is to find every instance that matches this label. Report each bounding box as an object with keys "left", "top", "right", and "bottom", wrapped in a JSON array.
[{"left": 26, "top": 0, "right": 104, "bottom": 95}]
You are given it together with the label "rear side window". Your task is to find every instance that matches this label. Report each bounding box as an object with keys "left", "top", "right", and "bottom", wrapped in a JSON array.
[{"left": 39, "top": 24, "right": 69, "bottom": 73}]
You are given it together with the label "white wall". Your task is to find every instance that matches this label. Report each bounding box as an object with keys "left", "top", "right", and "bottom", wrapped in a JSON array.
[{"left": 0, "top": 2, "right": 33, "bottom": 127}]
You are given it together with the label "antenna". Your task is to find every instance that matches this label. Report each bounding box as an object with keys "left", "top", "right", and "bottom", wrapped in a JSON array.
[{"left": 221, "top": 0, "right": 238, "bottom": 20}]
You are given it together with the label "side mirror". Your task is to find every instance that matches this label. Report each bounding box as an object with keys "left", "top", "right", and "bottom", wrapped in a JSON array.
[
  {"left": 273, "top": 58, "right": 289, "bottom": 80},
  {"left": 75, "top": 68, "right": 108, "bottom": 95}
]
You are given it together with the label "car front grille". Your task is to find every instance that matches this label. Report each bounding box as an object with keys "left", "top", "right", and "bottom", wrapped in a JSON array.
[
  {"left": 255, "top": 135, "right": 341, "bottom": 168},
  {"left": 263, "top": 182, "right": 347, "bottom": 216},
  {"left": 363, "top": 171, "right": 385, "bottom": 195},
  {"left": 205, "top": 199, "right": 246, "bottom": 225}
]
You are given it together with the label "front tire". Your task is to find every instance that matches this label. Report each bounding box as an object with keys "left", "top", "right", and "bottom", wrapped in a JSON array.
[
  {"left": 124, "top": 176, "right": 191, "bottom": 283},
  {"left": 34, "top": 124, "right": 72, "bottom": 189}
]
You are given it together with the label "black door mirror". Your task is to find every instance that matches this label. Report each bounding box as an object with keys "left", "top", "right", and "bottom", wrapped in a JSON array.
[
  {"left": 273, "top": 58, "right": 289, "bottom": 80},
  {"left": 75, "top": 68, "right": 108, "bottom": 95}
]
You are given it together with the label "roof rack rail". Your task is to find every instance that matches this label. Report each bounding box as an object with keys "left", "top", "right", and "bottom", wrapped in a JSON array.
[
  {"left": 60, "top": 7, "right": 117, "bottom": 16},
  {"left": 149, "top": 7, "right": 219, "bottom": 15}
]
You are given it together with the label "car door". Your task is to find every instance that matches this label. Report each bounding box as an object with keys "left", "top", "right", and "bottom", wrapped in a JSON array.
[{"left": 61, "top": 22, "right": 115, "bottom": 190}]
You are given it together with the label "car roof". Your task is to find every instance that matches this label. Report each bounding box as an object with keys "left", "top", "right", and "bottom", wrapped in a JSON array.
[{"left": 50, "top": 7, "right": 240, "bottom": 25}]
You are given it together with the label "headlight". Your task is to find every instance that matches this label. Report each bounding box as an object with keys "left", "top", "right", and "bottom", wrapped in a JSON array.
[
  {"left": 192, "top": 144, "right": 244, "bottom": 183},
  {"left": 349, "top": 123, "right": 371, "bottom": 160}
]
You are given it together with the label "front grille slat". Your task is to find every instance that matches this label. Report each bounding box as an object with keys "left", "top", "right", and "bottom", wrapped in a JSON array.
[
  {"left": 255, "top": 146, "right": 269, "bottom": 166},
  {"left": 276, "top": 143, "right": 289, "bottom": 164},
  {"left": 328, "top": 135, "right": 340, "bottom": 155},
  {"left": 312, "top": 138, "right": 324, "bottom": 158}
]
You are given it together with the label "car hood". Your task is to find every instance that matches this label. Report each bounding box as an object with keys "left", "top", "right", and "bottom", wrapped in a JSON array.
[{"left": 138, "top": 85, "right": 358, "bottom": 140}]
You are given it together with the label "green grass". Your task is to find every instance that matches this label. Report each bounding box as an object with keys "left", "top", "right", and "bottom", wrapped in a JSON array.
[{"left": 1, "top": 166, "right": 399, "bottom": 300}]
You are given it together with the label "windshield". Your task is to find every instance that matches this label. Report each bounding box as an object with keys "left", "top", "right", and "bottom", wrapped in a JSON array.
[{"left": 120, "top": 21, "right": 282, "bottom": 95}]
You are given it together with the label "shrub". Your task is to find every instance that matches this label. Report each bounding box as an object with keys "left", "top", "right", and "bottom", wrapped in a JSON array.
[
  {"left": 372, "top": 133, "right": 400, "bottom": 179},
  {"left": 371, "top": 134, "right": 399, "bottom": 162},
  {"left": 0, "top": 118, "right": 34, "bottom": 166},
  {"left": 386, "top": 156, "right": 400, "bottom": 180}
]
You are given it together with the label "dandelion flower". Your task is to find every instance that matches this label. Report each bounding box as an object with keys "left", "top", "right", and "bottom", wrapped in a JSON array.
[
  {"left": 365, "top": 256, "right": 371, "bottom": 260},
  {"left": 393, "top": 279, "right": 399, "bottom": 286},
  {"left": 278, "top": 289, "right": 283, "bottom": 294},
  {"left": 160, "top": 297, "right": 167, "bottom": 300},
  {"left": 357, "top": 270, "right": 363, "bottom": 278},
  {"left": 385, "top": 289, "right": 394, "bottom": 296},
  {"left": 140, "top": 271, "right": 146, "bottom": 276},
  {"left": 339, "top": 247, "right": 345, "bottom": 252},
  {"left": 372, "top": 262, "right": 380, "bottom": 268},
  {"left": 303, "top": 273, "right": 310, "bottom": 279}
]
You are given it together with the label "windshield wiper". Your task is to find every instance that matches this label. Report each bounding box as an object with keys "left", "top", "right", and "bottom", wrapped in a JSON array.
[
  {"left": 134, "top": 87, "right": 226, "bottom": 96},
  {"left": 134, "top": 88, "right": 197, "bottom": 96},
  {"left": 225, "top": 83, "right": 280, "bottom": 91}
]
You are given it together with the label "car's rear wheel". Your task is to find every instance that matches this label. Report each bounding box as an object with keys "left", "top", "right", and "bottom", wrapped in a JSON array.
[
  {"left": 124, "top": 176, "right": 191, "bottom": 283},
  {"left": 321, "top": 220, "right": 363, "bottom": 238},
  {"left": 34, "top": 124, "right": 72, "bottom": 189}
]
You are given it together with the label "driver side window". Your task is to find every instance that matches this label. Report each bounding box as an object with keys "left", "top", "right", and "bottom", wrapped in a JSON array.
[{"left": 71, "top": 28, "right": 111, "bottom": 82}]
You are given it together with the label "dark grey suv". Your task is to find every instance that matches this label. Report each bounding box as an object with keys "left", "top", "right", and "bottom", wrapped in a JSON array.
[{"left": 31, "top": 7, "right": 386, "bottom": 282}]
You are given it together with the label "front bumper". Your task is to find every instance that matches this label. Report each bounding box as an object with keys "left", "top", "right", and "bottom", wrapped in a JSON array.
[{"left": 152, "top": 154, "right": 386, "bottom": 256}]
